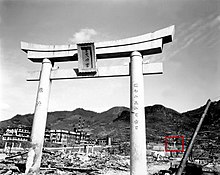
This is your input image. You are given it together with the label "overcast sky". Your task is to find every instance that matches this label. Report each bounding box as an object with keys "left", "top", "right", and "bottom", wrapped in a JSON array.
[{"left": 0, "top": 0, "right": 220, "bottom": 121}]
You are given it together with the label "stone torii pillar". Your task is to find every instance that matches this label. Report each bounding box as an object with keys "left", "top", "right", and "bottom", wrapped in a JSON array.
[
  {"left": 21, "top": 25, "right": 174, "bottom": 174},
  {"left": 24, "top": 59, "right": 52, "bottom": 174},
  {"left": 130, "top": 51, "right": 147, "bottom": 174}
]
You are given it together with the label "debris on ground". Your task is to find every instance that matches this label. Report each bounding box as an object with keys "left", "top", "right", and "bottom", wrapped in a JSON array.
[{"left": 0, "top": 149, "right": 130, "bottom": 175}]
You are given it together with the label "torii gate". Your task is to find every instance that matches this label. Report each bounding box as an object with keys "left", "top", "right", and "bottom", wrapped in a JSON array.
[{"left": 21, "top": 25, "right": 174, "bottom": 175}]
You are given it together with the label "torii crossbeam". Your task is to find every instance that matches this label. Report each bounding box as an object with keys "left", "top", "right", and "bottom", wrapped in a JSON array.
[{"left": 21, "top": 25, "right": 174, "bottom": 175}]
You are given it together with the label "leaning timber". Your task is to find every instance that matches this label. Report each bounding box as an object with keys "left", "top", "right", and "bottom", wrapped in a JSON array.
[{"left": 175, "top": 99, "right": 212, "bottom": 175}]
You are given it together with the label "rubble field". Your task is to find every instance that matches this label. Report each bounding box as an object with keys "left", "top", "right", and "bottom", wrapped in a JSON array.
[
  {"left": 0, "top": 149, "right": 173, "bottom": 175},
  {"left": 1, "top": 150, "right": 219, "bottom": 175}
]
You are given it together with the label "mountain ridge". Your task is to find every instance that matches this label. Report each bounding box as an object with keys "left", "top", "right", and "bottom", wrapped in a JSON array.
[{"left": 1, "top": 101, "right": 220, "bottom": 146}]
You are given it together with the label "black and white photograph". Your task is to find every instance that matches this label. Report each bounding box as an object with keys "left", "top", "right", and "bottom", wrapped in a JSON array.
[{"left": 0, "top": 0, "right": 220, "bottom": 174}]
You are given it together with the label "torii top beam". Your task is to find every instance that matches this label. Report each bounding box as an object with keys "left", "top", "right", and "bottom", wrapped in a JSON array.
[{"left": 21, "top": 25, "right": 174, "bottom": 63}]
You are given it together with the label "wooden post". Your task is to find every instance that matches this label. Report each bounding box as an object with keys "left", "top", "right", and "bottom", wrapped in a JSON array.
[
  {"left": 130, "top": 51, "right": 147, "bottom": 175},
  {"left": 176, "top": 99, "right": 211, "bottom": 175},
  {"left": 25, "top": 58, "right": 52, "bottom": 174}
]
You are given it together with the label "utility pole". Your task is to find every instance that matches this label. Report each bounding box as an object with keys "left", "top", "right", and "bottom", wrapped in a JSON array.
[{"left": 176, "top": 99, "right": 212, "bottom": 175}]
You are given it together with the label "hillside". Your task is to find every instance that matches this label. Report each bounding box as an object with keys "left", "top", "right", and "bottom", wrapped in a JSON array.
[
  {"left": 182, "top": 100, "right": 220, "bottom": 155},
  {"left": 1, "top": 100, "right": 220, "bottom": 147}
]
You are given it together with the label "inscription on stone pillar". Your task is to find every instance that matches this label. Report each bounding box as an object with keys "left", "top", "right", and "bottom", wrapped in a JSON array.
[{"left": 133, "top": 83, "right": 139, "bottom": 130}]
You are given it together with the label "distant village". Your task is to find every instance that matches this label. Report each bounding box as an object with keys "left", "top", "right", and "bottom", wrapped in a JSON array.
[
  {"left": 1, "top": 117, "right": 218, "bottom": 174},
  {"left": 1, "top": 120, "right": 179, "bottom": 153},
  {"left": 0, "top": 122, "right": 188, "bottom": 162},
  {"left": 1, "top": 117, "right": 113, "bottom": 154}
]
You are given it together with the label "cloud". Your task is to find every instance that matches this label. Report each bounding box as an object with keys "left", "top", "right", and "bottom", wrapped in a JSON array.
[
  {"left": 149, "top": 14, "right": 220, "bottom": 63},
  {"left": 0, "top": 103, "right": 11, "bottom": 121},
  {"left": 0, "top": 103, "right": 10, "bottom": 110},
  {"left": 0, "top": 38, "right": 3, "bottom": 100},
  {"left": 210, "top": 15, "right": 220, "bottom": 28},
  {"left": 69, "top": 28, "right": 98, "bottom": 44}
]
